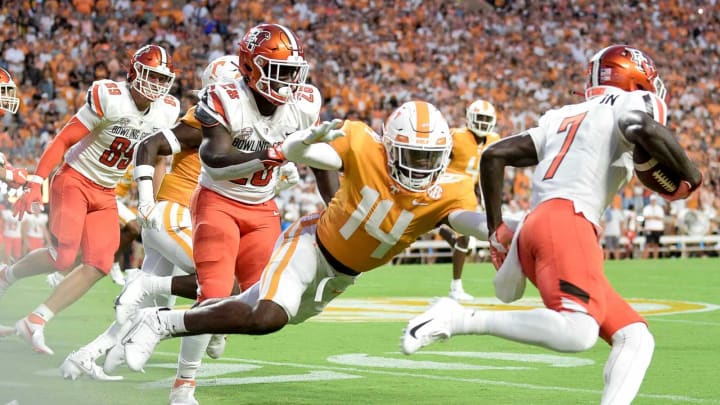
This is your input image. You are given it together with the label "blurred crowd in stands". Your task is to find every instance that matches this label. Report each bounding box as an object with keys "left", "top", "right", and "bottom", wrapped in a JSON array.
[{"left": 0, "top": 0, "right": 718, "bottom": 255}]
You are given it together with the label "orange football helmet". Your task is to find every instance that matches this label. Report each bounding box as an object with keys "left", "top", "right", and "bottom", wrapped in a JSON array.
[
  {"left": 585, "top": 45, "right": 666, "bottom": 101},
  {"left": 383, "top": 101, "right": 452, "bottom": 192},
  {"left": 238, "top": 23, "right": 309, "bottom": 105},
  {"left": 127, "top": 44, "right": 175, "bottom": 101},
  {"left": 0, "top": 67, "right": 19, "bottom": 114}
]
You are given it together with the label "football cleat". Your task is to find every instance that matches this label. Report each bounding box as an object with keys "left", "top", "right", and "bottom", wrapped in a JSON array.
[
  {"left": 449, "top": 288, "right": 474, "bottom": 302},
  {"left": 46, "top": 271, "right": 65, "bottom": 289},
  {"left": 103, "top": 344, "right": 129, "bottom": 374},
  {"left": 401, "top": 297, "right": 462, "bottom": 355},
  {"left": 115, "top": 270, "right": 152, "bottom": 324},
  {"left": 109, "top": 263, "right": 126, "bottom": 286},
  {"left": 122, "top": 308, "right": 171, "bottom": 371},
  {"left": 169, "top": 379, "right": 199, "bottom": 405},
  {"left": 61, "top": 350, "right": 123, "bottom": 381},
  {"left": 15, "top": 316, "right": 54, "bottom": 355},
  {"left": 206, "top": 334, "right": 227, "bottom": 359}
]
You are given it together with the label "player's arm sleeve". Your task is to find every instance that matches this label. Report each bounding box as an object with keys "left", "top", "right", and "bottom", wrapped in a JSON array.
[
  {"left": 447, "top": 210, "right": 489, "bottom": 240},
  {"left": 281, "top": 130, "right": 342, "bottom": 170},
  {"left": 34, "top": 116, "right": 90, "bottom": 178}
]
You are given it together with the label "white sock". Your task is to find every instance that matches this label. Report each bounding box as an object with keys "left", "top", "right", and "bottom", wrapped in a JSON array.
[
  {"left": 450, "top": 279, "right": 463, "bottom": 291},
  {"left": 32, "top": 304, "right": 55, "bottom": 323},
  {"left": 456, "top": 308, "right": 599, "bottom": 352},
  {"left": 161, "top": 309, "right": 188, "bottom": 334},
  {"left": 601, "top": 323, "right": 654, "bottom": 405},
  {"left": 176, "top": 334, "right": 212, "bottom": 380},
  {"left": 83, "top": 321, "right": 129, "bottom": 357},
  {"left": 150, "top": 275, "right": 173, "bottom": 296}
]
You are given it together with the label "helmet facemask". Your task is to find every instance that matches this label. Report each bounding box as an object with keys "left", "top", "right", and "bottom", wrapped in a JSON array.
[
  {"left": 132, "top": 62, "right": 175, "bottom": 101},
  {"left": 468, "top": 112, "right": 496, "bottom": 136},
  {"left": 253, "top": 54, "right": 309, "bottom": 105},
  {"left": 0, "top": 83, "right": 19, "bottom": 114},
  {"left": 385, "top": 140, "right": 451, "bottom": 192}
]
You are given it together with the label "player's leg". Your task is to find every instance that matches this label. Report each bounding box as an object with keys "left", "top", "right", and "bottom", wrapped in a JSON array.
[{"left": 403, "top": 199, "right": 603, "bottom": 354}]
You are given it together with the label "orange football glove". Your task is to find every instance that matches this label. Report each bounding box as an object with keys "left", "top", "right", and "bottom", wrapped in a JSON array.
[
  {"left": 4, "top": 165, "right": 28, "bottom": 188},
  {"left": 13, "top": 175, "right": 44, "bottom": 220},
  {"left": 489, "top": 222, "right": 514, "bottom": 270}
]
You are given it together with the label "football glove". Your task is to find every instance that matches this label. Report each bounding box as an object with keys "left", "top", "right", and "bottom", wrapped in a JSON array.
[
  {"left": 13, "top": 175, "right": 44, "bottom": 220},
  {"left": 302, "top": 119, "right": 344, "bottom": 145},
  {"left": 489, "top": 222, "right": 513, "bottom": 270},
  {"left": 275, "top": 162, "right": 301, "bottom": 194},
  {"left": 135, "top": 176, "right": 159, "bottom": 230}
]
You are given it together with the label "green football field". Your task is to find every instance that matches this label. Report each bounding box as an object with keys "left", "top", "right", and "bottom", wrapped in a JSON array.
[{"left": 1, "top": 258, "right": 719, "bottom": 404}]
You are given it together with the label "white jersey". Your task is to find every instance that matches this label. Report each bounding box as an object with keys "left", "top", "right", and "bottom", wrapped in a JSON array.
[
  {"left": 23, "top": 212, "right": 48, "bottom": 239},
  {"left": 67, "top": 80, "right": 180, "bottom": 188},
  {"left": 2, "top": 209, "right": 22, "bottom": 238},
  {"left": 527, "top": 86, "right": 667, "bottom": 226},
  {"left": 196, "top": 80, "right": 321, "bottom": 204}
]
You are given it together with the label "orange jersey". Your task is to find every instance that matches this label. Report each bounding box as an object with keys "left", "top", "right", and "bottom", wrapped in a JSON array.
[
  {"left": 114, "top": 166, "right": 134, "bottom": 198},
  {"left": 156, "top": 106, "right": 202, "bottom": 207},
  {"left": 446, "top": 127, "right": 501, "bottom": 184},
  {"left": 316, "top": 120, "right": 477, "bottom": 272}
]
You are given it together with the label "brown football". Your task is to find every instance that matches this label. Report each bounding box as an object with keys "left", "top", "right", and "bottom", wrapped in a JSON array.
[{"left": 632, "top": 144, "right": 681, "bottom": 195}]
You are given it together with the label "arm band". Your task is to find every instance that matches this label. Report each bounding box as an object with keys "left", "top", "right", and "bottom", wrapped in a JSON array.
[
  {"left": 133, "top": 164, "right": 155, "bottom": 181},
  {"left": 161, "top": 128, "right": 182, "bottom": 155}
]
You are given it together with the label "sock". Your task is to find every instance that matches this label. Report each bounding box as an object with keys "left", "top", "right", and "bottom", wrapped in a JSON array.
[
  {"left": 454, "top": 308, "right": 488, "bottom": 335},
  {"left": 30, "top": 304, "right": 55, "bottom": 325},
  {"left": 176, "top": 334, "right": 212, "bottom": 380},
  {"left": 161, "top": 309, "right": 188, "bottom": 334},
  {"left": 150, "top": 276, "right": 173, "bottom": 296},
  {"left": 450, "top": 279, "right": 463, "bottom": 291},
  {"left": 83, "top": 321, "right": 127, "bottom": 357}
]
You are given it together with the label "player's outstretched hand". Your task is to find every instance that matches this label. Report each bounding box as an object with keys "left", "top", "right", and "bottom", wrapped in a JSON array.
[{"left": 303, "top": 119, "right": 344, "bottom": 145}]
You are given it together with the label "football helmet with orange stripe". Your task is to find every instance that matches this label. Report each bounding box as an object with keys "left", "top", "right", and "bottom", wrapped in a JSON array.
[
  {"left": 0, "top": 67, "right": 19, "bottom": 114},
  {"left": 127, "top": 44, "right": 175, "bottom": 101},
  {"left": 201, "top": 55, "right": 242, "bottom": 89},
  {"left": 466, "top": 99, "right": 496, "bottom": 138},
  {"left": 383, "top": 101, "right": 452, "bottom": 192},
  {"left": 238, "top": 24, "right": 309, "bottom": 105},
  {"left": 585, "top": 44, "right": 666, "bottom": 101}
]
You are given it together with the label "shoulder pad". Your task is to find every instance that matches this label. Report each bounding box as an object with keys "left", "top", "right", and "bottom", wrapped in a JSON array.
[
  {"left": 197, "top": 82, "right": 242, "bottom": 128},
  {"left": 292, "top": 84, "right": 322, "bottom": 124},
  {"left": 85, "top": 80, "right": 128, "bottom": 119},
  {"left": 622, "top": 91, "right": 667, "bottom": 126}
]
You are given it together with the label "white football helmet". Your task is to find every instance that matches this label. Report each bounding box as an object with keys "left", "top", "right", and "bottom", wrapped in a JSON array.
[
  {"left": 383, "top": 101, "right": 452, "bottom": 192},
  {"left": 201, "top": 55, "right": 242, "bottom": 88},
  {"left": 0, "top": 67, "right": 19, "bottom": 114},
  {"left": 466, "top": 99, "right": 496, "bottom": 137}
]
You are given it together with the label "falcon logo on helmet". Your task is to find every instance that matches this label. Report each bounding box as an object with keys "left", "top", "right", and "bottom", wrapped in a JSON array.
[{"left": 245, "top": 30, "right": 272, "bottom": 52}]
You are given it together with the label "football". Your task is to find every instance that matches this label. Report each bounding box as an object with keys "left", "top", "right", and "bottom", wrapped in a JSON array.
[{"left": 632, "top": 144, "right": 682, "bottom": 195}]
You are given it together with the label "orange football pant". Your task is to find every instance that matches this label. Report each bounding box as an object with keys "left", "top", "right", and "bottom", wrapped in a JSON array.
[
  {"left": 191, "top": 187, "right": 281, "bottom": 302},
  {"left": 518, "top": 198, "right": 646, "bottom": 343},
  {"left": 49, "top": 165, "right": 119, "bottom": 273},
  {"left": 3, "top": 236, "right": 21, "bottom": 260}
]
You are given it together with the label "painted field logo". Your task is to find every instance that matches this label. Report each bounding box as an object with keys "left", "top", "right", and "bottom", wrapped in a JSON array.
[{"left": 314, "top": 297, "right": 720, "bottom": 322}]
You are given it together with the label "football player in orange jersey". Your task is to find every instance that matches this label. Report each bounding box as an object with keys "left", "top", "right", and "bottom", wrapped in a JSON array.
[
  {"left": 0, "top": 44, "right": 179, "bottom": 355},
  {"left": 403, "top": 45, "right": 702, "bottom": 405},
  {"left": 116, "top": 101, "right": 507, "bottom": 377},
  {"left": 439, "top": 99, "right": 501, "bottom": 301}
]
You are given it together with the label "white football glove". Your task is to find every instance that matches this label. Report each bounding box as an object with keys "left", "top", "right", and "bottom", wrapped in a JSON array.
[
  {"left": 136, "top": 200, "right": 159, "bottom": 230},
  {"left": 302, "top": 119, "right": 345, "bottom": 145},
  {"left": 275, "top": 162, "right": 301, "bottom": 193}
]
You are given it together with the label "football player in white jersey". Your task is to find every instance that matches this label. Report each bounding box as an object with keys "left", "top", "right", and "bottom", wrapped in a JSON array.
[
  {"left": 21, "top": 212, "right": 50, "bottom": 253},
  {"left": 58, "top": 55, "right": 245, "bottom": 383},
  {"left": 0, "top": 45, "right": 180, "bottom": 355},
  {"left": 403, "top": 45, "right": 702, "bottom": 405}
]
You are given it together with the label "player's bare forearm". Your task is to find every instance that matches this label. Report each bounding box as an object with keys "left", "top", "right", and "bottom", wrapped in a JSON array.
[
  {"left": 619, "top": 110, "right": 702, "bottom": 186},
  {"left": 480, "top": 133, "right": 538, "bottom": 232},
  {"left": 312, "top": 167, "right": 340, "bottom": 206},
  {"left": 200, "top": 124, "right": 270, "bottom": 168}
]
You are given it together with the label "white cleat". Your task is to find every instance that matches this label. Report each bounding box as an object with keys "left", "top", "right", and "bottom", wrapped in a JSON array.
[
  {"left": 169, "top": 379, "right": 199, "bottom": 405},
  {"left": 206, "top": 334, "right": 227, "bottom": 359},
  {"left": 109, "top": 263, "right": 126, "bottom": 286},
  {"left": 401, "top": 297, "right": 462, "bottom": 355},
  {"left": 122, "top": 308, "right": 171, "bottom": 371},
  {"left": 46, "top": 271, "right": 65, "bottom": 289},
  {"left": 449, "top": 288, "right": 474, "bottom": 302},
  {"left": 103, "top": 344, "right": 130, "bottom": 374},
  {"left": 61, "top": 350, "right": 123, "bottom": 381},
  {"left": 115, "top": 270, "right": 152, "bottom": 324},
  {"left": 15, "top": 317, "right": 54, "bottom": 355}
]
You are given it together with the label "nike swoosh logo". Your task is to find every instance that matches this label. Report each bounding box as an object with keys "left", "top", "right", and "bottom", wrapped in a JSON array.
[
  {"left": 411, "top": 200, "right": 429, "bottom": 206},
  {"left": 409, "top": 319, "right": 433, "bottom": 338}
]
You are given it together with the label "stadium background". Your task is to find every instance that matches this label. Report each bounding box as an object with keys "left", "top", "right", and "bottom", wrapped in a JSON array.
[{"left": 0, "top": 0, "right": 718, "bottom": 259}]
